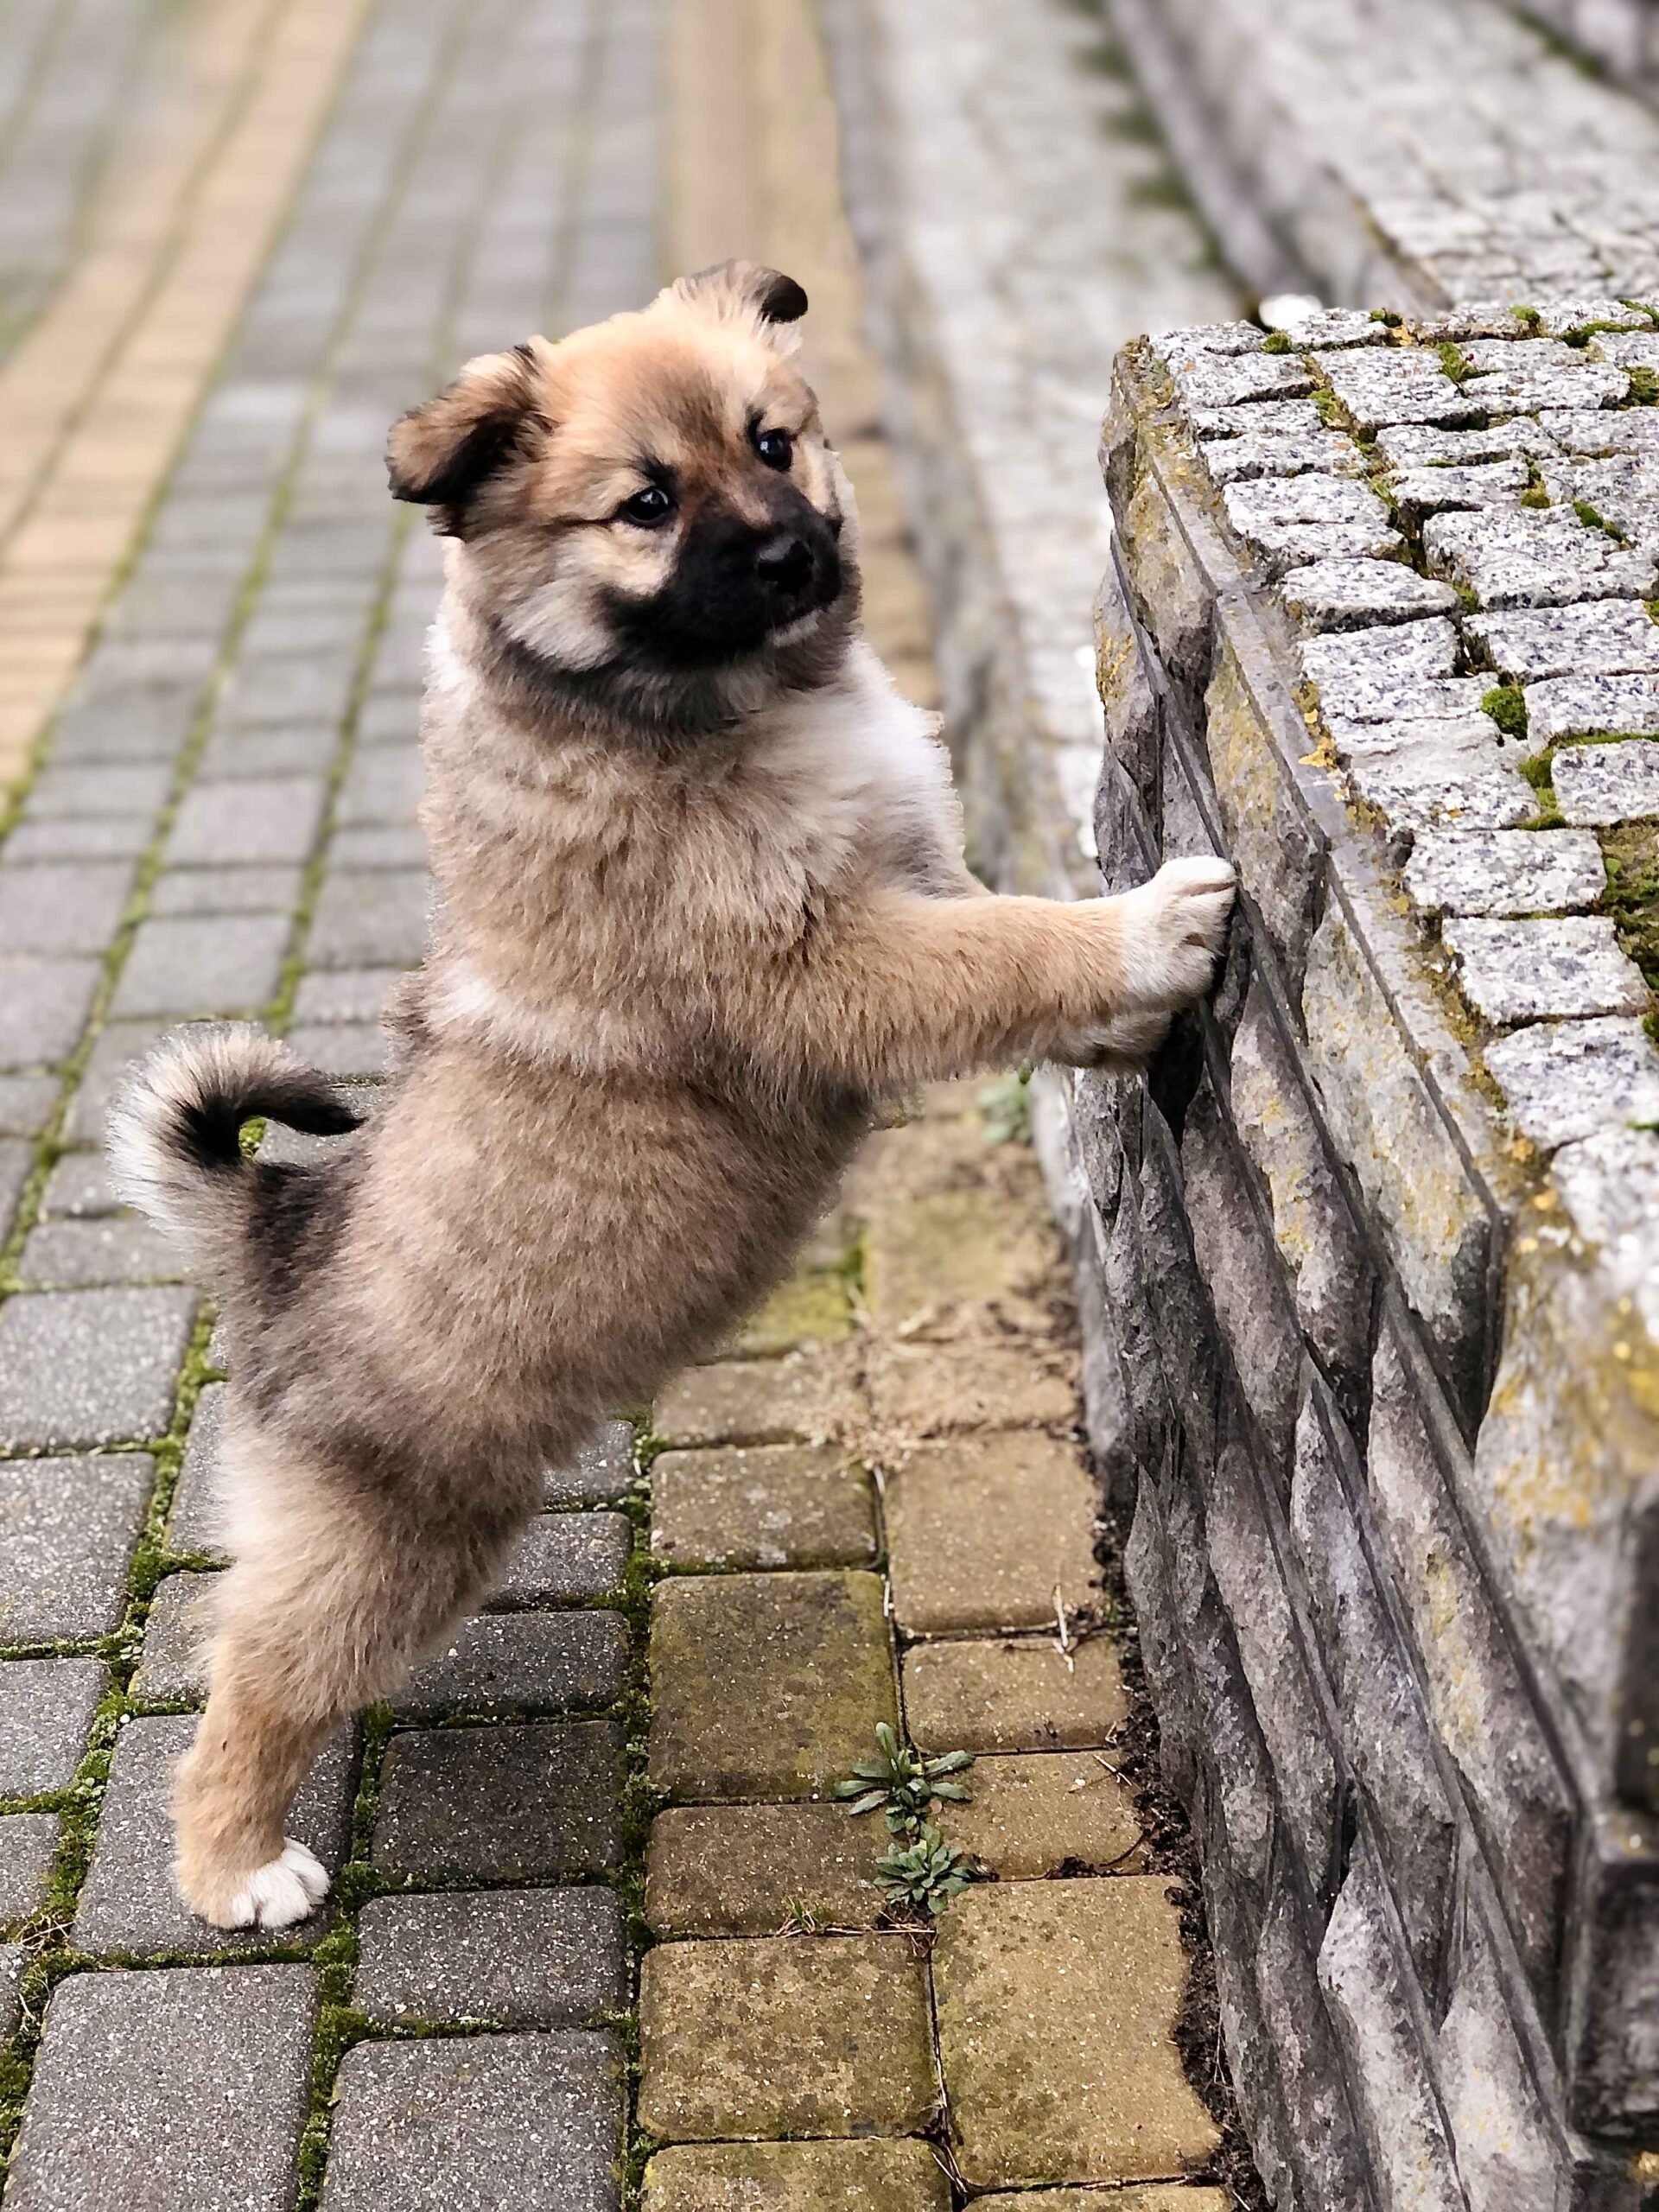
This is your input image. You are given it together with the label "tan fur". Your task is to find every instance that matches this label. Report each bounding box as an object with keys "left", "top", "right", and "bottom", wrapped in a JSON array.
[{"left": 110, "top": 263, "right": 1234, "bottom": 1929}]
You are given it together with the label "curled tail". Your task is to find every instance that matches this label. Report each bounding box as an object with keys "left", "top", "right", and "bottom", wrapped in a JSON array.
[{"left": 107, "top": 1026, "right": 360, "bottom": 1276}]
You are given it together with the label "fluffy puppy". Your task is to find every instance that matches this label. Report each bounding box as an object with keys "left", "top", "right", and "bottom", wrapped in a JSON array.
[{"left": 109, "top": 261, "right": 1235, "bottom": 1929}]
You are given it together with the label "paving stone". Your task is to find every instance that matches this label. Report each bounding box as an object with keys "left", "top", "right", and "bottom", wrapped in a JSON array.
[
  {"left": 0, "top": 1136, "right": 30, "bottom": 1239},
  {"left": 391, "top": 1611, "right": 629, "bottom": 1719},
  {"left": 932, "top": 1878, "right": 1220, "bottom": 2187},
  {"left": 4, "top": 817, "right": 152, "bottom": 862},
  {"left": 355, "top": 1887, "right": 628, "bottom": 2028},
  {"left": 371, "top": 1720, "right": 622, "bottom": 1883},
  {"left": 197, "top": 725, "right": 339, "bottom": 780},
  {"left": 864, "top": 1189, "right": 1058, "bottom": 1337},
  {"left": 544, "top": 1420, "right": 636, "bottom": 1505},
  {"left": 219, "top": 652, "right": 356, "bottom": 730},
  {"left": 1149, "top": 322, "right": 1268, "bottom": 369},
  {"left": 646, "top": 1802, "right": 887, "bottom": 1935},
  {"left": 307, "top": 868, "right": 430, "bottom": 968},
  {"left": 864, "top": 1342, "right": 1076, "bottom": 1432},
  {"left": 1443, "top": 916, "right": 1650, "bottom": 1022},
  {"left": 4, "top": 1964, "right": 317, "bottom": 2212},
  {"left": 165, "top": 775, "right": 327, "bottom": 867},
  {"left": 40, "top": 1154, "right": 118, "bottom": 1217},
  {"left": 651, "top": 1444, "right": 878, "bottom": 1569},
  {"left": 338, "top": 746, "right": 425, "bottom": 825},
  {"left": 1402, "top": 829, "right": 1605, "bottom": 916},
  {"left": 903, "top": 1636, "right": 1129, "bottom": 1754},
  {"left": 1465, "top": 363, "right": 1628, "bottom": 415},
  {"left": 63, "top": 1020, "right": 175, "bottom": 1144},
  {"left": 650, "top": 1571, "right": 897, "bottom": 1799},
  {"left": 168, "top": 1380, "right": 226, "bottom": 1557},
  {"left": 885, "top": 1433, "right": 1098, "bottom": 1634},
  {"left": 1383, "top": 457, "right": 1530, "bottom": 524},
  {"left": 1223, "top": 474, "right": 1391, "bottom": 531},
  {"left": 1171, "top": 353, "right": 1313, "bottom": 409},
  {"left": 330, "top": 823, "right": 428, "bottom": 869},
  {"left": 73, "top": 1714, "right": 353, "bottom": 1953},
  {"left": 0, "top": 957, "right": 100, "bottom": 1067},
  {"left": 638, "top": 1934, "right": 937, "bottom": 2140},
  {"left": 1199, "top": 429, "right": 1367, "bottom": 484},
  {"left": 1345, "top": 747, "right": 1536, "bottom": 830},
  {"left": 1528, "top": 672, "right": 1659, "bottom": 744},
  {"left": 321, "top": 2032, "right": 623, "bottom": 2212},
  {"left": 112, "top": 913, "right": 290, "bottom": 1016},
  {"left": 0, "top": 1656, "right": 106, "bottom": 1796},
  {"left": 0, "top": 1075, "right": 58, "bottom": 1137},
  {"left": 1300, "top": 619, "right": 1459, "bottom": 697},
  {"left": 486, "top": 1511, "right": 632, "bottom": 1608},
  {"left": 0, "top": 862, "right": 135, "bottom": 955},
  {"left": 726, "top": 1268, "right": 855, "bottom": 1354},
  {"left": 284, "top": 1022, "right": 389, "bottom": 1078},
  {"left": 0, "top": 1452, "right": 156, "bottom": 1639},
  {"left": 130, "top": 1571, "right": 217, "bottom": 1703},
  {"left": 1543, "top": 409, "right": 1659, "bottom": 458},
  {"left": 1484, "top": 1017, "right": 1659, "bottom": 1149},
  {"left": 20, "top": 1217, "right": 185, "bottom": 1288},
  {"left": 1553, "top": 737, "right": 1659, "bottom": 823},
  {"left": 642, "top": 2140, "right": 953, "bottom": 2211},
  {"left": 1423, "top": 508, "right": 1656, "bottom": 607},
  {"left": 1313, "top": 351, "right": 1480, "bottom": 434},
  {"left": 655, "top": 1353, "right": 860, "bottom": 1446},
  {"left": 0, "top": 1287, "right": 195, "bottom": 1448},
  {"left": 1376, "top": 420, "right": 1560, "bottom": 471},
  {"left": 292, "top": 966, "right": 404, "bottom": 1024},
  {"left": 1277, "top": 559, "right": 1460, "bottom": 631},
  {"left": 933, "top": 1749, "right": 1147, "bottom": 1878},
  {"left": 0, "top": 1813, "right": 58, "bottom": 1923},
  {"left": 0, "top": 1941, "right": 22, "bottom": 2034},
  {"left": 1190, "top": 397, "right": 1325, "bottom": 439},
  {"left": 25, "top": 764, "right": 172, "bottom": 821},
  {"left": 1470, "top": 600, "right": 1659, "bottom": 680}
]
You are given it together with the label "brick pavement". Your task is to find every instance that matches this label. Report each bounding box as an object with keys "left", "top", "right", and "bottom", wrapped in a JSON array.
[{"left": 0, "top": 0, "right": 1243, "bottom": 2204}]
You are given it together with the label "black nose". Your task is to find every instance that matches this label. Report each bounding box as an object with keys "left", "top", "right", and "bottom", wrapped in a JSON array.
[{"left": 754, "top": 533, "right": 813, "bottom": 596}]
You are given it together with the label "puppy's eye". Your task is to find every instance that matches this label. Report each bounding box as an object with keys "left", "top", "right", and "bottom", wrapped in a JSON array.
[
  {"left": 754, "top": 427, "right": 793, "bottom": 471},
  {"left": 619, "top": 485, "right": 674, "bottom": 525}
]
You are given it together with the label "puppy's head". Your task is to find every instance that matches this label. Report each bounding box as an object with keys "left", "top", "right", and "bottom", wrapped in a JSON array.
[{"left": 387, "top": 262, "right": 856, "bottom": 728}]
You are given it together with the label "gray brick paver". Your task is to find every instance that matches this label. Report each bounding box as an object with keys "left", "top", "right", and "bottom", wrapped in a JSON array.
[
  {"left": 0, "top": 1656, "right": 107, "bottom": 1796},
  {"left": 0, "top": 1452, "right": 156, "bottom": 1639},
  {"left": 0, "top": 957, "right": 100, "bottom": 1067},
  {"left": 112, "top": 912, "right": 291, "bottom": 1017},
  {"left": 372, "top": 1720, "right": 623, "bottom": 1884},
  {"left": 0, "top": 1812, "right": 58, "bottom": 1923},
  {"left": 321, "top": 2032, "right": 623, "bottom": 2212},
  {"left": 165, "top": 774, "right": 329, "bottom": 867},
  {"left": 391, "top": 1610, "right": 630, "bottom": 1718},
  {"left": 307, "top": 868, "right": 430, "bottom": 969},
  {"left": 0, "top": 1287, "right": 195, "bottom": 1449},
  {"left": 355, "top": 1887, "right": 629, "bottom": 2027},
  {"left": 3, "top": 1965, "right": 318, "bottom": 2212},
  {"left": 0, "top": 861, "right": 135, "bottom": 955}
]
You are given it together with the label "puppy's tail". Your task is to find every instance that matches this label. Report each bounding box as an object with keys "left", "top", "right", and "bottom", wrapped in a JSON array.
[{"left": 107, "top": 1025, "right": 360, "bottom": 1275}]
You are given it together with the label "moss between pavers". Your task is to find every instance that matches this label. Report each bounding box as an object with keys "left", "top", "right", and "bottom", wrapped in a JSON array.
[
  {"left": 722, "top": 1270, "right": 855, "bottom": 1358},
  {"left": 641, "top": 2138, "right": 951, "bottom": 2210},
  {"left": 862, "top": 1188, "right": 1058, "bottom": 1339},
  {"left": 648, "top": 1571, "right": 898, "bottom": 1800},
  {"left": 645, "top": 1802, "right": 887, "bottom": 1936},
  {"left": 933, "top": 1750, "right": 1147, "bottom": 1878},
  {"left": 654, "top": 1353, "right": 861, "bottom": 1449},
  {"left": 650, "top": 1445, "right": 877, "bottom": 1572},
  {"left": 902, "top": 1637, "right": 1128, "bottom": 1755},
  {"left": 932, "top": 1879, "right": 1220, "bottom": 2189},
  {"left": 637, "top": 1933, "right": 937, "bottom": 2141},
  {"left": 883, "top": 1433, "right": 1100, "bottom": 1635}
]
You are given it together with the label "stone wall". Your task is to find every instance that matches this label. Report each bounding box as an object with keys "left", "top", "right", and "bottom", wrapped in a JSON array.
[
  {"left": 1507, "top": 0, "right": 1659, "bottom": 91},
  {"left": 1067, "top": 305, "right": 1659, "bottom": 2210}
]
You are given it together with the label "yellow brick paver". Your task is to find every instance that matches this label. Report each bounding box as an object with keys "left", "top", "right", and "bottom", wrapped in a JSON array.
[{"left": 0, "top": 0, "right": 375, "bottom": 791}]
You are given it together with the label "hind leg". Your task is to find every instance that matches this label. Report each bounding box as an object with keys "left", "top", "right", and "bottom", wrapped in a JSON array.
[{"left": 174, "top": 1460, "right": 519, "bottom": 1929}]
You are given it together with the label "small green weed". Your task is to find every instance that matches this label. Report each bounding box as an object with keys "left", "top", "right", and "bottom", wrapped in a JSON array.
[
  {"left": 835, "top": 1722, "right": 974, "bottom": 1836},
  {"left": 875, "top": 1825, "right": 976, "bottom": 1916},
  {"left": 1481, "top": 684, "right": 1529, "bottom": 741},
  {"left": 1437, "top": 340, "right": 1471, "bottom": 384},
  {"left": 1262, "top": 330, "right": 1291, "bottom": 355},
  {"left": 979, "top": 1068, "right": 1032, "bottom": 1146}
]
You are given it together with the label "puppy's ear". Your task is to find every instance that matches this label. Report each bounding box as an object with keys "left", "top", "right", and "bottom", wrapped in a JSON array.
[
  {"left": 665, "top": 261, "right": 809, "bottom": 349},
  {"left": 386, "top": 342, "right": 549, "bottom": 530}
]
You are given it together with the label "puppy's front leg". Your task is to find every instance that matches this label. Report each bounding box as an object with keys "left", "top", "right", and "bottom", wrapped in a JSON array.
[{"left": 745, "top": 855, "right": 1236, "bottom": 1091}]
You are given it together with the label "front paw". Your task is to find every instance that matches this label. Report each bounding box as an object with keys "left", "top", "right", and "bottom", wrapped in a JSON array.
[
  {"left": 1052, "top": 1005, "right": 1173, "bottom": 1070},
  {"left": 1114, "top": 855, "right": 1236, "bottom": 1014}
]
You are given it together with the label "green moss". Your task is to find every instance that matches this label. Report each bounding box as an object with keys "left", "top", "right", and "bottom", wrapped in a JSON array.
[
  {"left": 1600, "top": 823, "right": 1659, "bottom": 994},
  {"left": 1437, "top": 340, "right": 1471, "bottom": 384},
  {"left": 1482, "top": 684, "right": 1529, "bottom": 741},
  {"left": 1510, "top": 304, "right": 1542, "bottom": 330},
  {"left": 1520, "top": 485, "right": 1551, "bottom": 508},
  {"left": 1628, "top": 365, "right": 1659, "bottom": 407},
  {"left": 1262, "top": 330, "right": 1292, "bottom": 355},
  {"left": 1370, "top": 308, "right": 1403, "bottom": 328},
  {"left": 1573, "top": 498, "right": 1626, "bottom": 543},
  {"left": 1312, "top": 387, "right": 1344, "bottom": 429}
]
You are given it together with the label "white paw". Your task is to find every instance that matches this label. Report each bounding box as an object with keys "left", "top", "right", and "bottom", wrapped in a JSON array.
[
  {"left": 225, "top": 1839, "right": 330, "bottom": 1929},
  {"left": 1116, "top": 855, "right": 1237, "bottom": 1012}
]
